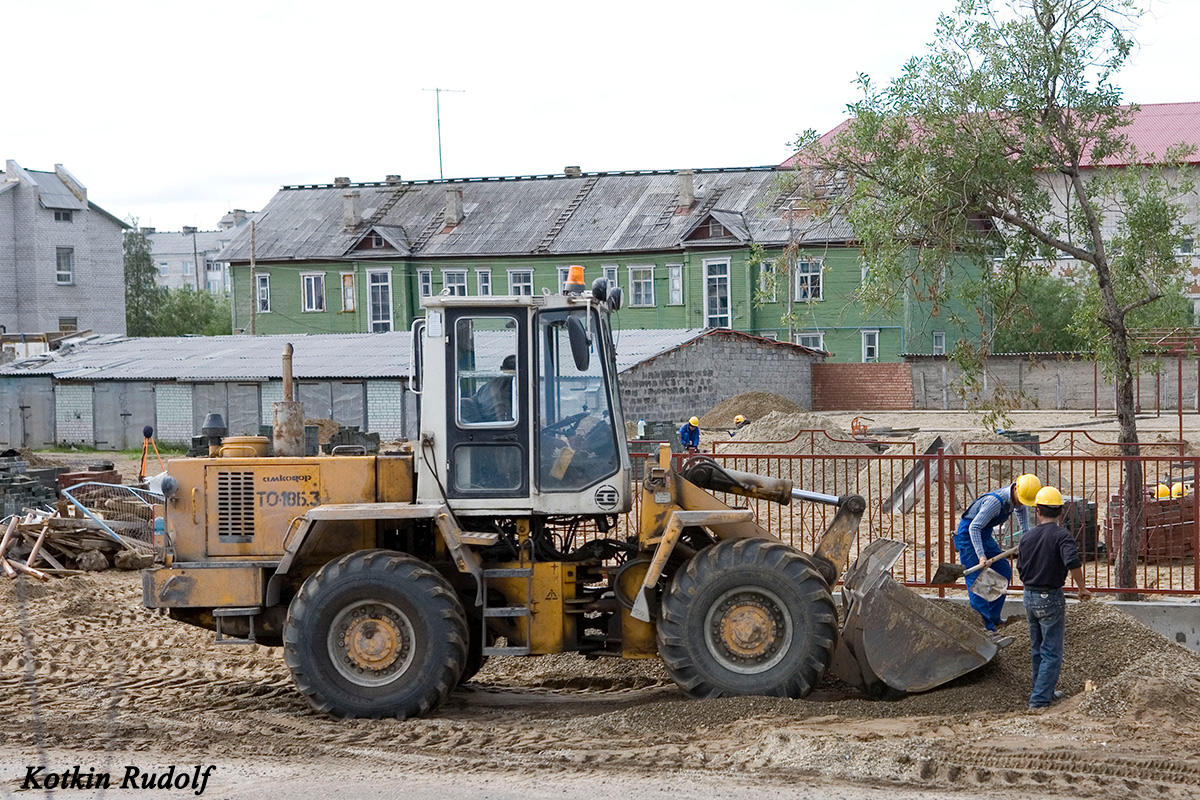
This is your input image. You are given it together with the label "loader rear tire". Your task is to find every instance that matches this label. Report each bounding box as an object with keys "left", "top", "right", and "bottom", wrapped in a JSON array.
[
  {"left": 284, "top": 549, "right": 467, "bottom": 719},
  {"left": 657, "top": 538, "right": 836, "bottom": 699}
]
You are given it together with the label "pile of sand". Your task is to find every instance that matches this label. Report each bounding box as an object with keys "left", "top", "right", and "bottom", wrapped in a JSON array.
[
  {"left": 305, "top": 417, "right": 341, "bottom": 444},
  {"left": 699, "top": 392, "right": 803, "bottom": 429}
]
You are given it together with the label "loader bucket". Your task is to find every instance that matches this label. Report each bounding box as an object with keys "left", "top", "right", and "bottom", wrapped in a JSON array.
[{"left": 832, "top": 539, "right": 999, "bottom": 698}]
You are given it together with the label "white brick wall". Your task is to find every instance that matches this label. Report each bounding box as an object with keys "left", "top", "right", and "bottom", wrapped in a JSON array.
[
  {"left": 0, "top": 163, "right": 126, "bottom": 334},
  {"left": 154, "top": 383, "right": 193, "bottom": 445},
  {"left": 366, "top": 380, "right": 405, "bottom": 440},
  {"left": 260, "top": 380, "right": 283, "bottom": 422},
  {"left": 55, "top": 383, "right": 92, "bottom": 443}
]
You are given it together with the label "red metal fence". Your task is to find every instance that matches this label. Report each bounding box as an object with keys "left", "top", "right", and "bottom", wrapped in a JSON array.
[{"left": 626, "top": 430, "right": 1200, "bottom": 596}]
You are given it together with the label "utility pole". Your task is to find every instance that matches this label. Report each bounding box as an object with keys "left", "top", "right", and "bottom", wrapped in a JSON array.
[
  {"left": 191, "top": 228, "right": 202, "bottom": 292},
  {"left": 422, "top": 88, "right": 465, "bottom": 179},
  {"left": 249, "top": 221, "right": 257, "bottom": 336}
]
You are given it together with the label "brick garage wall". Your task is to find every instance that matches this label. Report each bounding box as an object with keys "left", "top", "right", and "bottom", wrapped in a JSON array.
[
  {"left": 619, "top": 332, "right": 819, "bottom": 424},
  {"left": 811, "top": 363, "right": 914, "bottom": 410}
]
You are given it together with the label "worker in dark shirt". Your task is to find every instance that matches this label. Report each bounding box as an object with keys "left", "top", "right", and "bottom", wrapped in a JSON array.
[
  {"left": 679, "top": 416, "right": 701, "bottom": 453},
  {"left": 1016, "top": 486, "right": 1094, "bottom": 710}
]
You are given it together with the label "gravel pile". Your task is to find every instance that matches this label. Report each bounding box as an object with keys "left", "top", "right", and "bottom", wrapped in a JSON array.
[{"left": 473, "top": 599, "right": 1200, "bottom": 729}]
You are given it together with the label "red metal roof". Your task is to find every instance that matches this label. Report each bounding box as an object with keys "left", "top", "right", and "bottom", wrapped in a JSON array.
[{"left": 785, "top": 102, "right": 1200, "bottom": 169}]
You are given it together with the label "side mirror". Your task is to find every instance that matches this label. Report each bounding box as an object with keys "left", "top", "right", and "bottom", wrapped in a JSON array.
[
  {"left": 567, "top": 314, "right": 590, "bottom": 371},
  {"left": 607, "top": 285, "right": 623, "bottom": 311}
]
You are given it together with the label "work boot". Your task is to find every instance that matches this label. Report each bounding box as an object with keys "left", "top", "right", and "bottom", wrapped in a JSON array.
[
  {"left": 984, "top": 629, "right": 1013, "bottom": 649},
  {"left": 1052, "top": 690, "right": 1064, "bottom": 703}
]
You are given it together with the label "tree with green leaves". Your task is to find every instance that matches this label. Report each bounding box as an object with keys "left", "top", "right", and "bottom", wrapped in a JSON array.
[
  {"left": 803, "top": 0, "right": 1196, "bottom": 591},
  {"left": 123, "top": 222, "right": 165, "bottom": 337},
  {"left": 152, "top": 287, "right": 233, "bottom": 337}
]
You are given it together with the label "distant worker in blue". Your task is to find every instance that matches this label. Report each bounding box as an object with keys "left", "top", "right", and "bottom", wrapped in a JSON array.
[
  {"left": 679, "top": 416, "right": 701, "bottom": 453},
  {"left": 954, "top": 473, "right": 1041, "bottom": 644}
]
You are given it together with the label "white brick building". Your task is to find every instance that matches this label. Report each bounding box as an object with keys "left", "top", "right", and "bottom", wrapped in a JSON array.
[
  {"left": 147, "top": 210, "right": 256, "bottom": 293},
  {"left": 0, "top": 160, "right": 128, "bottom": 334}
]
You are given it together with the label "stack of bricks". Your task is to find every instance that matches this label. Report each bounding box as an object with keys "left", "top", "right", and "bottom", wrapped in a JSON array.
[
  {"left": 57, "top": 465, "right": 122, "bottom": 493},
  {"left": 1105, "top": 494, "right": 1196, "bottom": 562},
  {"left": 0, "top": 455, "right": 57, "bottom": 517}
]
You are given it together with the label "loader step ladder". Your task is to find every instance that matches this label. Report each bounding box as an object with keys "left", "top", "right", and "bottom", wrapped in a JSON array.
[
  {"left": 213, "top": 606, "right": 259, "bottom": 645},
  {"left": 481, "top": 566, "right": 533, "bottom": 656}
]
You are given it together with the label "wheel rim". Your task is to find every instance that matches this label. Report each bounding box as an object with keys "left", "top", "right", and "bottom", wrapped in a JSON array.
[
  {"left": 328, "top": 600, "right": 416, "bottom": 687},
  {"left": 703, "top": 585, "right": 793, "bottom": 674}
]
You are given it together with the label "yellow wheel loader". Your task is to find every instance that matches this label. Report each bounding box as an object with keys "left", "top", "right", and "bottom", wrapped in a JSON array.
[{"left": 142, "top": 274, "right": 1002, "bottom": 718}]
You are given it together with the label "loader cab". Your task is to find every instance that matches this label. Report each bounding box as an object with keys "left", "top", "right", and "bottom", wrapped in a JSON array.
[{"left": 414, "top": 290, "right": 630, "bottom": 517}]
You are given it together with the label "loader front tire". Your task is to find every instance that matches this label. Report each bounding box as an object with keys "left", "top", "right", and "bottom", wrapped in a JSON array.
[
  {"left": 657, "top": 538, "right": 836, "bottom": 699},
  {"left": 284, "top": 549, "right": 468, "bottom": 719}
]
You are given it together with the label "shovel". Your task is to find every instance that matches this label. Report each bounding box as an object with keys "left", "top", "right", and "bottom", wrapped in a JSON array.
[{"left": 930, "top": 545, "right": 1019, "bottom": 586}]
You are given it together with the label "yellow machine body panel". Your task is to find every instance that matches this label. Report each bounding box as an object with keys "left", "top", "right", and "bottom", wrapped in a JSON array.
[
  {"left": 165, "top": 455, "right": 400, "bottom": 562},
  {"left": 145, "top": 565, "right": 264, "bottom": 608},
  {"left": 487, "top": 561, "right": 578, "bottom": 654}
]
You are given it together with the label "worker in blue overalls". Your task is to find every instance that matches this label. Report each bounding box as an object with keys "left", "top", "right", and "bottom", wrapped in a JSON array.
[
  {"left": 679, "top": 416, "right": 701, "bottom": 453},
  {"left": 954, "top": 473, "right": 1041, "bottom": 644}
]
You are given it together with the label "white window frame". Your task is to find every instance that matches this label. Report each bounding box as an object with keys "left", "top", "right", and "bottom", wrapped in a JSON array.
[
  {"left": 53, "top": 210, "right": 73, "bottom": 223},
  {"left": 55, "top": 247, "right": 74, "bottom": 284},
  {"left": 628, "top": 265, "right": 655, "bottom": 307},
  {"left": 183, "top": 259, "right": 194, "bottom": 276},
  {"left": 368, "top": 269, "right": 393, "bottom": 332},
  {"left": 444, "top": 269, "right": 468, "bottom": 296},
  {"left": 702, "top": 257, "right": 732, "bottom": 328},
  {"left": 476, "top": 269, "right": 492, "bottom": 296},
  {"left": 759, "top": 258, "right": 778, "bottom": 302},
  {"left": 340, "top": 272, "right": 356, "bottom": 312},
  {"left": 509, "top": 269, "right": 533, "bottom": 296},
  {"left": 667, "top": 263, "right": 683, "bottom": 305},
  {"left": 862, "top": 330, "right": 879, "bottom": 363},
  {"left": 795, "top": 257, "right": 823, "bottom": 302},
  {"left": 797, "top": 331, "right": 824, "bottom": 350},
  {"left": 302, "top": 273, "right": 326, "bottom": 312},
  {"left": 932, "top": 331, "right": 946, "bottom": 355},
  {"left": 256, "top": 273, "right": 271, "bottom": 312},
  {"left": 417, "top": 269, "right": 433, "bottom": 298},
  {"left": 602, "top": 265, "right": 619, "bottom": 291},
  {"left": 557, "top": 266, "right": 571, "bottom": 293},
  {"left": 158, "top": 261, "right": 169, "bottom": 277}
]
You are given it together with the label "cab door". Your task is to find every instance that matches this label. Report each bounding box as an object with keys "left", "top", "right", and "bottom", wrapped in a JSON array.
[{"left": 443, "top": 310, "right": 530, "bottom": 498}]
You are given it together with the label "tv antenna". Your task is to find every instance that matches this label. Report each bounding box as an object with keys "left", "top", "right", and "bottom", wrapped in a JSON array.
[{"left": 422, "top": 88, "right": 465, "bottom": 179}]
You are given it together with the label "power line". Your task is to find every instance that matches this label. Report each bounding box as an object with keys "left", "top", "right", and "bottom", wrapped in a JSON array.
[{"left": 422, "top": 88, "right": 465, "bottom": 179}]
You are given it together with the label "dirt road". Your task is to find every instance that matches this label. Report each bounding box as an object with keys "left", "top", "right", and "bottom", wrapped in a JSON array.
[{"left": 2, "top": 572, "right": 1199, "bottom": 798}]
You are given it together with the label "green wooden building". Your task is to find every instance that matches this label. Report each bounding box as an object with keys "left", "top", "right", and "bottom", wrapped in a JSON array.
[{"left": 219, "top": 167, "right": 977, "bottom": 362}]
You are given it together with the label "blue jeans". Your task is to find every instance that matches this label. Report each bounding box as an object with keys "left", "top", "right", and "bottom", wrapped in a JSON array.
[
  {"left": 1025, "top": 588, "right": 1066, "bottom": 708},
  {"left": 953, "top": 526, "right": 1012, "bottom": 630}
]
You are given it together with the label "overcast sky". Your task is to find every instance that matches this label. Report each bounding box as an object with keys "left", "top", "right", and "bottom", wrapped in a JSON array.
[{"left": 5, "top": 0, "right": 1198, "bottom": 232}]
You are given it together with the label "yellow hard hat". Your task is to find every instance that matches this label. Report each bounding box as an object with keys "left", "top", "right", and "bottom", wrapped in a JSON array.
[
  {"left": 1014, "top": 474, "right": 1041, "bottom": 506},
  {"left": 1034, "top": 486, "right": 1063, "bottom": 507},
  {"left": 734, "top": 415, "right": 745, "bottom": 425},
  {"left": 1172, "top": 482, "right": 1186, "bottom": 498},
  {"left": 689, "top": 416, "right": 699, "bottom": 427},
  {"left": 1157, "top": 484, "right": 1172, "bottom": 499}
]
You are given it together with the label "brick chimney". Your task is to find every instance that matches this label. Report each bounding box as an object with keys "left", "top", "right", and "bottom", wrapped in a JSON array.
[
  {"left": 182, "top": 226, "right": 197, "bottom": 235},
  {"left": 386, "top": 174, "right": 403, "bottom": 186},
  {"left": 232, "top": 209, "right": 247, "bottom": 225},
  {"left": 564, "top": 166, "right": 582, "bottom": 178},
  {"left": 676, "top": 169, "right": 695, "bottom": 210},
  {"left": 343, "top": 190, "right": 361, "bottom": 230},
  {"left": 445, "top": 187, "right": 464, "bottom": 226},
  {"left": 334, "top": 176, "right": 350, "bottom": 188}
]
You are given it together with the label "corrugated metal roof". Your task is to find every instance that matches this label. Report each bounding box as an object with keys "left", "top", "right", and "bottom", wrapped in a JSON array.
[
  {"left": 0, "top": 328, "right": 769, "bottom": 380},
  {"left": 217, "top": 167, "right": 852, "bottom": 264},
  {"left": 27, "top": 169, "right": 86, "bottom": 211},
  {"left": 0, "top": 334, "right": 412, "bottom": 380}
]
